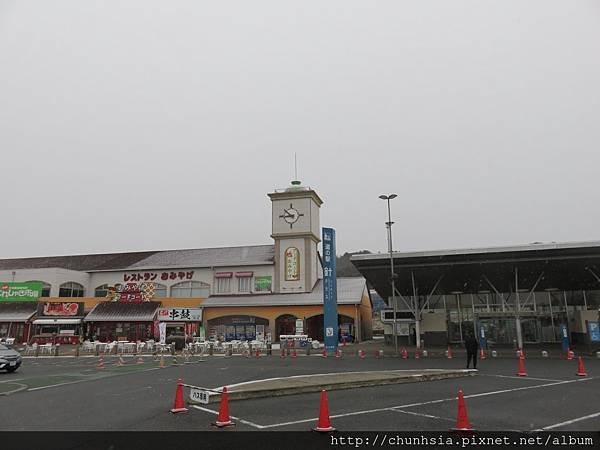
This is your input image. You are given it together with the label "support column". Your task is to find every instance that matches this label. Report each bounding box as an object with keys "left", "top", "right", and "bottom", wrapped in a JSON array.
[
  {"left": 471, "top": 294, "right": 477, "bottom": 336},
  {"left": 515, "top": 268, "right": 523, "bottom": 350},
  {"left": 548, "top": 291, "right": 556, "bottom": 341},
  {"left": 411, "top": 270, "right": 421, "bottom": 349}
]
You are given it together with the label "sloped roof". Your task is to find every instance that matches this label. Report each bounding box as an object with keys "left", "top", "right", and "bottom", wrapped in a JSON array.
[
  {"left": 84, "top": 301, "right": 161, "bottom": 322},
  {"left": 0, "top": 245, "right": 274, "bottom": 272},
  {"left": 0, "top": 302, "right": 38, "bottom": 321},
  {"left": 201, "top": 277, "right": 367, "bottom": 307}
]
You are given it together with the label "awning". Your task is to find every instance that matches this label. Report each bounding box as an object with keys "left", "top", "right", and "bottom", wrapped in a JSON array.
[
  {"left": 33, "top": 318, "right": 83, "bottom": 325},
  {"left": 0, "top": 301, "right": 38, "bottom": 322},
  {"left": 84, "top": 301, "right": 160, "bottom": 322}
]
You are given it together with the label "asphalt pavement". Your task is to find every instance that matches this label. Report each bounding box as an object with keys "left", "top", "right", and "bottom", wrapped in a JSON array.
[{"left": 0, "top": 353, "right": 598, "bottom": 431}]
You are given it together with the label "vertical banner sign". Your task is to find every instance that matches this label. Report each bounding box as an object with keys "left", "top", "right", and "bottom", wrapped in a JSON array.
[
  {"left": 478, "top": 323, "right": 487, "bottom": 350},
  {"left": 322, "top": 227, "right": 338, "bottom": 353},
  {"left": 560, "top": 324, "right": 569, "bottom": 351},
  {"left": 588, "top": 321, "right": 600, "bottom": 343}
]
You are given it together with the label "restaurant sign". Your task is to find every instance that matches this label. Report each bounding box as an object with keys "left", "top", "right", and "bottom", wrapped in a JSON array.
[
  {"left": 0, "top": 282, "right": 42, "bottom": 302},
  {"left": 37, "top": 302, "right": 84, "bottom": 317},
  {"left": 106, "top": 283, "right": 155, "bottom": 302},
  {"left": 157, "top": 308, "right": 202, "bottom": 322},
  {"left": 254, "top": 276, "right": 272, "bottom": 292}
]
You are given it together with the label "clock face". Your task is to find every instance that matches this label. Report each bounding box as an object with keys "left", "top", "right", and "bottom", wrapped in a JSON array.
[{"left": 279, "top": 203, "right": 304, "bottom": 228}]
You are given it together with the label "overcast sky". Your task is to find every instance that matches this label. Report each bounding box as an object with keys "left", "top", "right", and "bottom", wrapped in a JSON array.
[{"left": 1, "top": 1, "right": 599, "bottom": 259}]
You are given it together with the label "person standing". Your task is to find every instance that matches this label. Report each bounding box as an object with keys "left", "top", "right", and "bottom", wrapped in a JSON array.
[{"left": 465, "top": 332, "right": 479, "bottom": 369}]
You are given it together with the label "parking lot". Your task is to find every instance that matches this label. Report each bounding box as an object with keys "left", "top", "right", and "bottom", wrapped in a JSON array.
[{"left": 1, "top": 353, "right": 599, "bottom": 432}]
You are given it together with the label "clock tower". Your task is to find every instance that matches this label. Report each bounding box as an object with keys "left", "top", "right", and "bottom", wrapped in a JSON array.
[{"left": 268, "top": 180, "right": 323, "bottom": 293}]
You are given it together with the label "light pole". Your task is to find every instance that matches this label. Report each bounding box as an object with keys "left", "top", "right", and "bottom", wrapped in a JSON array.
[{"left": 379, "top": 194, "right": 398, "bottom": 356}]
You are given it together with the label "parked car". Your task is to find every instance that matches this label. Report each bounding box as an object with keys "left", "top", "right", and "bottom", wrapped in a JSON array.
[{"left": 0, "top": 343, "right": 22, "bottom": 373}]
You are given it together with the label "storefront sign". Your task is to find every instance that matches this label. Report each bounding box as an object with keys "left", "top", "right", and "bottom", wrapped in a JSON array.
[
  {"left": 588, "top": 321, "right": 600, "bottom": 343},
  {"left": 159, "top": 322, "right": 167, "bottom": 344},
  {"left": 38, "top": 302, "right": 83, "bottom": 317},
  {"left": 0, "top": 282, "right": 42, "bottom": 302},
  {"left": 322, "top": 227, "right": 338, "bottom": 353},
  {"left": 123, "top": 271, "right": 195, "bottom": 282},
  {"left": 157, "top": 308, "right": 202, "bottom": 322},
  {"left": 284, "top": 247, "right": 300, "bottom": 281},
  {"left": 106, "top": 283, "right": 155, "bottom": 302},
  {"left": 254, "top": 276, "right": 272, "bottom": 292},
  {"left": 295, "top": 319, "right": 304, "bottom": 335}
]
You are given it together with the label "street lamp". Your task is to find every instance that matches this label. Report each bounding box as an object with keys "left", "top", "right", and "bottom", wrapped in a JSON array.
[{"left": 379, "top": 194, "right": 398, "bottom": 356}]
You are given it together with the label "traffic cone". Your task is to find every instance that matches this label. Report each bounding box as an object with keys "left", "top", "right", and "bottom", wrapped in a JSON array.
[
  {"left": 159, "top": 355, "right": 166, "bottom": 369},
  {"left": 335, "top": 348, "right": 342, "bottom": 359},
  {"left": 312, "top": 390, "right": 336, "bottom": 432},
  {"left": 567, "top": 349, "right": 574, "bottom": 361},
  {"left": 322, "top": 348, "right": 328, "bottom": 358},
  {"left": 447, "top": 346, "right": 453, "bottom": 359},
  {"left": 479, "top": 348, "right": 486, "bottom": 360},
  {"left": 280, "top": 347, "right": 286, "bottom": 358},
  {"left": 292, "top": 349, "right": 297, "bottom": 358},
  {"left": 170, "top": 378, "right": 188, "bottom": 413},
  {"left": 358, "top": 349, "right": 365, "bottom": 359},
  {"left": 96, "top": 357, "right": 105, "bottom": 370},
  {"left": 414, "top": 350, "right": 420, "bottom": 359},
  {"left": 255, "top": 348, "right": 261, "bottom": 358},
  {"left": 342, "top": 339, "right": 347, "bottom": 347},
  {"left": 137, "top": 356, "right": 144, "bottom": 364},
  {"left": 452, "top": 389, "right": 474, "bottom": 431},
  {"left": 516, "top": 355, "right": 527, "bottom": 377},
  {"left": 401, "top": 348, "right": 408, "bottom": 359},
  {"left": 212, "top": 387, "right": 235, "bottom": 427},
  {"left": 576, "top": 357, "right": 588, "bottom": 377},
  {"left": 374, "top": 350, "right": 381, "bottom": 359}
]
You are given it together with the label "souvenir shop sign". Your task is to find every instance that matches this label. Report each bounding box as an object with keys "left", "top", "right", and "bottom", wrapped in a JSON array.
[
  {"left": 157, "top": 308, "right": 202, "bottom": 322},
  {"left": 38, "top": 302, "right": 84, "bottom": 317},
  {"left": 106, "top": 283, "right": 155, "bottom": 302},
  {"left": 254, "top": 276, "right": 272, "bottom": 292},
  {"left": 284, "top": 247, "right": 300, "bottom": 281},
  {"left": 0, "top": 282, "right": 42, "bottom": 302},
  {"left": 123, "top": 271, "right": 195, "bottom": 282}
]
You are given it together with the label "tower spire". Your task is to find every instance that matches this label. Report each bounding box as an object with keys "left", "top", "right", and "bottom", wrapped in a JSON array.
[{"left": 292, "top": 153, "right": 301, "bottom": 186}]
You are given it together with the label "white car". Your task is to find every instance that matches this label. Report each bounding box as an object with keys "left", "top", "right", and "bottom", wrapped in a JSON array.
[{"left": 0, "top": 343, "right": 22, "bottom": 373}]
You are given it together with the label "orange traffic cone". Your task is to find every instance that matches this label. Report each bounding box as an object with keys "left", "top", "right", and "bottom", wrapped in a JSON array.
[
  {"left": 401, "top": 348, "right": 408, "bottom": 359},
  {"left": 96, "top": 357, "right": 105, "bottom": 370},
  {"left": 322, "top": 348, "right": 328, "bottom": 358},
  {"left": 137, "top": 356, "right": 144, "bottom": 364},
  {"left": 312, "top": 390, "right": 336, "bottom": 432},
  {"left": 159, "top": 355, "right": 166, "bottom": 369},
  {"left": 335, "top": 348, "right": 342, "bottom": 359},
  {"left": 576, "top": 357, "right": 588, "bottom": 377},
  {"left": 479, "top": 348, "right": 486, "bottom": 360},
  {"left": 517, "top": 355, "right": 527, "bottom": 376},
  {"left": 452, "top": 389, "right": 474, "bottom": 431},
  {"left": 170, "top": 378, "right": 188, "bottom": 414},
  {"left": 255, "top": 348, "right": 261, "bottom": 358},
  {"left": 415, "top": 350, "right": 420, "bottom": 359},
  {"left": 212, "top": 387, "right": 235, "bottom": 428},
  {"left": 358, "top": 349, "right": 365, "bottom": 359},
  {"left": 447, "top": 346, "right": 453, "bottom": 359},
  {"left": 292, "top": 349, "right": 297, "bottom": 359},
  {"left": 374, "top": 350, "right": 381, "bottom": 359},
  {"left": 567, "top": 349, "right": 574, "bottom": 360}
]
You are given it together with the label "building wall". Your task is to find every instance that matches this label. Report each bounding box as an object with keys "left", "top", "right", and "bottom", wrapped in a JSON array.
[{"left": 0, "top": 268, "right": 91, "bottom": 297}]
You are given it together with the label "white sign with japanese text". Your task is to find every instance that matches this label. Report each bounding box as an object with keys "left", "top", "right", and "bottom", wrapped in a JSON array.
[
  {"left": 157, "top": 308, "right": 202, "bottom": 322},
  {"left": 190, "top": 388, "right": 211, "bottom": 404}
]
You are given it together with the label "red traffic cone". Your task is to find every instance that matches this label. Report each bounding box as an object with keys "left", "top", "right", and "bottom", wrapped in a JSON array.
[
  {"left": 517, "top": 356, "right": 527, "bottom": 377},
  {"left": 312, "top": 390, "right": 336, "bottom": 432},
  {"left": 447, "top": 346, "right": 453, "bottom": 359},
  {"left": 342, "top": 339, "right": 346, "bottom": 347},
  {"left": 479, "top": 348, "right": 486, "bottom": 360},
  {"left": 170, "top": 378, "right": 188, "bottom": 413},
  {"left": 358, "top": 349, "right": 365, "bottom": 359},
  {"left": 212, "top": 387, "right": 235, "bottom": 428},
  {"left": 567, "top": 349, "right": 574, "bottom": 360},
  {"left": 576, "top": 357, "right": 588, "bottom": 377},
  {"left": 414, "top": 350, "right": 420, "bottom": 359},
  {"left": 292, "top": 349, "right": 297, "bottom": 358},
  {"left": 374, "top": 350, "right": 381, "bottom": 359},
  {"left": 335, "top": 348, "right": 342, "bottom": 359},
  {"left": 280, "top": 347, "right": 286, "bottom": 358},
  {"left": 96, "top": 357, "right": 105, "bottom": 370},
  {"left": 322, "top": 348, "right": 328, "bottom": 358},
  {"left": 401, "top": 348, "right": 408, "bottom": 359},
  {"left": 255, "top": 348, "right": 261, "bottom": 358},
  {"left": 452, "top": 389, "right": 474, "bottom": 431}
]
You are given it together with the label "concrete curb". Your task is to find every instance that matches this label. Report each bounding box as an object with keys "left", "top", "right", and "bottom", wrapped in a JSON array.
[{"left": 191, "top": 369, "right": 476, "bottom": 404}]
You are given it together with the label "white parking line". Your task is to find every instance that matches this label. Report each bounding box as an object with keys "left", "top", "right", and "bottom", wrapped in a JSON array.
[
  {"left": 390, "top": 409, "right": 454, "bottom": 422},
  {"left": 188, "top": 377, "right": 595, "bottom": 429},
  {"left": 480, "top": 374, "right": 563, "bottom": 383},
  {"left": 538, "top": 411, "right": 600, "bottom": 430}
]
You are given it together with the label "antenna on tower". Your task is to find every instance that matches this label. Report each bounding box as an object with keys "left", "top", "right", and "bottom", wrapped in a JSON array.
[{"left": 291, "top": 153, "right": 301, "bottom": 186}]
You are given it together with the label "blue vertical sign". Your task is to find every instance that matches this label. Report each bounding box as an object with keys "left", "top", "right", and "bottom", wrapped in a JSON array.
[
  {"left": 588, "top": 322, "right": 600, "bottom": 343},
  {"left": 322, "top": 227, "right": 338, "bottom": 353},
  {"left": 478, "top": 324, "right": 487, "bottom": 350},
  {"left": 560, "top": 324, "right": 569, "bottom": 351}
]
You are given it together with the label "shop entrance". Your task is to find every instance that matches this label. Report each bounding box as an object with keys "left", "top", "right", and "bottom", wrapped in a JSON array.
[
  {"left": 275, "top": 314, "right": 297, "bottom": 338},
  {"left": 305, "top": 314, "right": 355, "bottom": 342},
  {"left": 207, "top": 315, "right": 269, "bottom": 342},
  {"left": 478, "top": 317, "right": 541, "bottom": 346}
]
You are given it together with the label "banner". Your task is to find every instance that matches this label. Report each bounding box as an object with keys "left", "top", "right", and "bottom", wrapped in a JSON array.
[
  {"left": 38, "top": 302, "right": 84, "bottom": 317},
  {"left": 157, "top": 308, "right": 202, "bottom": 322},
  {"left": 0, "top": 282, "right": 42, "bottom": 302},
  {"left": 159, "top": 322, "right": 167, "bottom": 345},
  {"left": 322, "top": 227, "right": 338, "bottom": 353}
]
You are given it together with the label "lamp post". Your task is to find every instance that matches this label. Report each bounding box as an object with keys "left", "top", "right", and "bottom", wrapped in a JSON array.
[{"left": 379, "top": 194, "right": 398, "bottom": 356}]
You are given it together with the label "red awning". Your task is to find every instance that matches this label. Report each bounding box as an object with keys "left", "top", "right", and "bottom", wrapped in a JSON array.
[
  {"left": 215, "top": 272, "right": 233, "bottom": 278},
  {"left": 235, "top": 271, "right": 254, "bottom": 277}
]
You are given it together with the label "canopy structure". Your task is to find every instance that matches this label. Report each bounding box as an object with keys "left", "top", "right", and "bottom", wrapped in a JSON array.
[
  {"left": 84, "top": 301, "right": 161, "bottom": 322},
  {"left": 351, "top": 241, "right": 600, "bottom": 301}
]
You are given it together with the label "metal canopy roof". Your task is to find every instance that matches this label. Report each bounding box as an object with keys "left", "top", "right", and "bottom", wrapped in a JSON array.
[{"left": 351, "top": 241, "right": 600, "bottom": 299}]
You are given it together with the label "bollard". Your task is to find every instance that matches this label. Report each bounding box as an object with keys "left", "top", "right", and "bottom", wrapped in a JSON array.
[
  {"left": 75, "top": 344, "right": 80, "bottom": 358},
  {"left": 171, "top": 343, "right": 176, "bottom": 356},
  {"left": 209, "top": 343, "right": 214, "bottom": 356},
  {"left": 267, "top": 342, "right": 272, "bottom": 356},
  {"left": 306, "top": 343, "right": 311, "bottom": 356},
  {"left": 112, "top": 344, "right": 118, "bottom": 355},
  {"left": 422, "top": 350, "right": 428, "bottom": 358},
  {"left": 94, "top": 345, "right": 99, "bottom": 357},
  {"left": 55, "top": 344, "right": 61, "bottom": 357},
  {"left": 541, "top": 350, "right": 548, "bottom": 358},
  {"left": 492, "top": 350, "right": 498, "bottom": 358},
  {"left": 35, "top": 344, "right": 40, "bottom": 357}
]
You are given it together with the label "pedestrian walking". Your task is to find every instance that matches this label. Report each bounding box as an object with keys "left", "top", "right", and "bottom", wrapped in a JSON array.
[{"left": 465, "top": 332, "right": 479, "bottom": 369}]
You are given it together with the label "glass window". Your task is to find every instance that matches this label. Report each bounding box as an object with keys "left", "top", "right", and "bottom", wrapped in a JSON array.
[
  {"left": 94, "top": 284, "right": 109, "bottom": 297},
  {"left": 216, "top": 278, "right": 231, "bottom": 294},
  {"left": 153, "top": 283, "right": 168, "bottom": 298},
  {"left": 59, "top": 282, "right": 85, "bottom": 298},
  {"left": 238, "top": 276, "right": 252, "bottom": 293},
  {"left": 170, "top": 281, "right": 210, "bottom": 298}
]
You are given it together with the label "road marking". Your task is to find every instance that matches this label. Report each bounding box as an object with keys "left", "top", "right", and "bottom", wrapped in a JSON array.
[
  {"left": 196, "top": 376, "right": 596, "bottom": 429},
  {"left": 190, "top": 405, "right": 266, "bottom": 429},
  {"left": 481, "top": 374, "right": 563, "bottom": 382},
  {"left": 390, "top": 408, "right": 454, "bottom": 422},
  {"left": 537, "top": 411, "right": 600, "bottom": 430}
]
